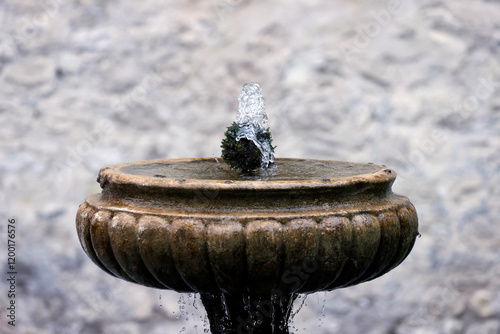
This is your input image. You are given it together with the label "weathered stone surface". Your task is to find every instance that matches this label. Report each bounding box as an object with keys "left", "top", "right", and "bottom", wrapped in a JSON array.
[
  {"left": 465, "top": 321, "right": 500, "bottom": 334},
  {"left": 102, "top": 322, "right": 141, "bottom": 334},
  {"left": 1, "top": 56, "right": 56, "bottom": 94},
  {"left": 469, "top": 289, "right": 493, "bottom": 318},
  {"left": 443, "top": 319, "right": 464, "bottom": 334}
]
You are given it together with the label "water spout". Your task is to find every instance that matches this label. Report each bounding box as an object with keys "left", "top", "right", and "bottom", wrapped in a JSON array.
[
  {"left": 236, "top": 83, "right": 275, "bottom": 168},
  {"left": 221, "top": 83, "right": 275, "bottom": 172}
]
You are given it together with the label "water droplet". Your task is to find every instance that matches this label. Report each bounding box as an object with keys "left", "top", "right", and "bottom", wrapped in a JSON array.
[
  {"left": 291, "top": 294, "right": 308, "bottom": 318},
  {"left": 192, "top": 293, "right": 199, "bottom": 310},
  {"left": 321, "top": 291, "right": 327, "bottom": 319}
]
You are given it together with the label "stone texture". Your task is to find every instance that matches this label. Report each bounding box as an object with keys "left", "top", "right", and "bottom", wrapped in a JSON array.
[
  {"left": 443, "top": 319, "right": 464, "bottom": 334},
  {"left": 1, "top": 56, "right": 56, "bottom": 95},
  {"left": 465, "top": 321, "right": 500, "bottom": 334},
  {"left": 469, "top": 289, "right": 493, "bottom": 318},
  {"left": 1, "top": 0, "right": 499, "bottom": 333}
]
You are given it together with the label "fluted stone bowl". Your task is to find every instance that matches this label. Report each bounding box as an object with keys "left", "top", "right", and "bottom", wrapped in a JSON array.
[{"left": 76, "top": 158, "right": 419, "bottom": 333}]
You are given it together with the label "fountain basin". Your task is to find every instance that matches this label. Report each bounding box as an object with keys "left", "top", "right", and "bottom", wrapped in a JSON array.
[{"left": 76, "top": 158, "right": 418, "bottom": 296}]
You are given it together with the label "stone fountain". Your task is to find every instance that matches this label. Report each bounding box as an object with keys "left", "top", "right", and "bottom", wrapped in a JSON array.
[{"left": 76, "top": 85, "right": 419, "bottom": 334}]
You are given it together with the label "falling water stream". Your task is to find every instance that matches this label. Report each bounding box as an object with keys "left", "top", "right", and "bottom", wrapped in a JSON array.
[{"left": 158, "top": 292, "right": 331, "bottom": 334}]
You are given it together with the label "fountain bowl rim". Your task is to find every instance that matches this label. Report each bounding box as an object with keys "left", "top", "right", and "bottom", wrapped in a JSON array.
[{"left": 97, "top": 157, "right": 396, "bottom": 191}]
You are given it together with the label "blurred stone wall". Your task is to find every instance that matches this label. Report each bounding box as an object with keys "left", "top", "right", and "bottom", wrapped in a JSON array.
[{"left": 1, "top": 0, "right": 499, "bottom": 333}]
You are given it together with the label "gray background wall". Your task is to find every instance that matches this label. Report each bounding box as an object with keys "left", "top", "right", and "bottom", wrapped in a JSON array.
[{"left": 1, "top": 0, "right": 499, "bottom": 333}]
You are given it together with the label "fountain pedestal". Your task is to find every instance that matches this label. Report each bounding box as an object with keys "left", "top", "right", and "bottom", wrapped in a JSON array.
[{"left": 76, "top": 158, "right": 419, "bottom": 333}]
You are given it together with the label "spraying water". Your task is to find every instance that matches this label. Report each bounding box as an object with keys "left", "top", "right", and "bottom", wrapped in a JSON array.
[{"left": 234, "top": 83, "right": 275, "bottom": 168}]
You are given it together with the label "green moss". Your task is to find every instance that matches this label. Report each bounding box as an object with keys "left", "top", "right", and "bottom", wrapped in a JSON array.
[{"left": 221, "top": 122, "right": 275, "bottom": 173}]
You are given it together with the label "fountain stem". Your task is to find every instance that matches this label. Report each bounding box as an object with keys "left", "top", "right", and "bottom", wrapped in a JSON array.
[{"left": 200, "top": 293, "right": 297, "bottom": 334}]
